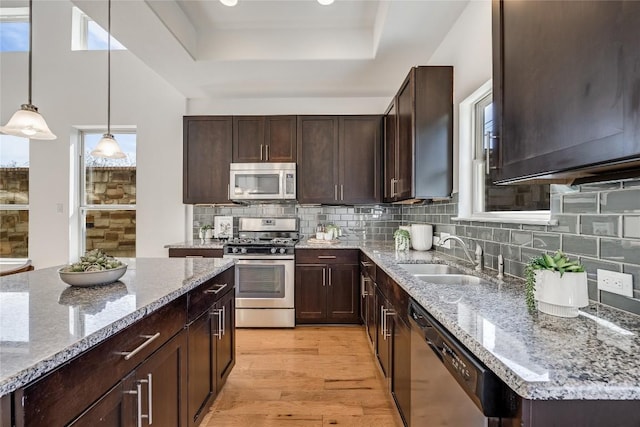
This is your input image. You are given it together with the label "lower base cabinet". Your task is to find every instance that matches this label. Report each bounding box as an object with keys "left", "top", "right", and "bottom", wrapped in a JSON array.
[
  {"left": 69, "top": 330, "right": 188, "bottom": 427},
  {"left": 391, "top": 314, "right": 411, "bottom": 425}
]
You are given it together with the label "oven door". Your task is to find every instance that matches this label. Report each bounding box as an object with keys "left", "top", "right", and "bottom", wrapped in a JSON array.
[{"left": 231, "top": 256, "right": 294, "bottom": 309}]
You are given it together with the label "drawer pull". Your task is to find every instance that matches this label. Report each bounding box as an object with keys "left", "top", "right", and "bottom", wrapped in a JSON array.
[
  {"left": 317, "top": 255, "right": 337, "bottom": 259},
  {"left": 204, "top": 283, "right": 228, "bottom": 294},
  {"left": 119, "top": 333, "right": 161, "bottom": 360},
  {"left": 361, "top": 261, "right": 372, "bottom": 267},
  {"left": 186, "top": 255, "right": 204, "bottom": 258}
]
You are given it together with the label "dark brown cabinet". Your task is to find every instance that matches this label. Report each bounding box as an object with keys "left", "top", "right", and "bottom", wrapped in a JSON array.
[
  {"left": 186, "top": 268, "right": 235, "bottom": 427},
  {"left": 232, "top": 116, "right": 296, "bottom": 163},
  {"left": 492, "top": 0, "right": 640, "bottom": 184},
  {"left": 183, "top": 116, "right": 233, "bottom": 204},
  {"left": 375, "top": 285, "right": 393, "bottom": 378},
  {"left": 297, "top": 116, "right": 381, "bottom": 204},
  {"left": 168, "top": 248, "right": 223, "bottom": 258},
  {"left": 383, "top": 66, "right": 453, "bottom": 202},
  {"left": 67, "top": 374, "right": 134, "bottom": 426},
  {"left": 360, "top": 253, "right": 377, "bottom": 348},
  {"left": 295, "top": 249, "right": 360, "bottom": 324}
]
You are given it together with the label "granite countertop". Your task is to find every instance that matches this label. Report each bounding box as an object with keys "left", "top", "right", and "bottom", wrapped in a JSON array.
[
  {"left": 164, "top": 240, "right": 226, "bottom": 249},
  {"left": 0, "top": 257, "right": 234, "bottom": 397},
  {"left": 299, "top": 239, "right": 640, "bottom": 401}
]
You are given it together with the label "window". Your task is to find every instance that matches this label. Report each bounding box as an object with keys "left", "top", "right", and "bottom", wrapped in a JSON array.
[
  {"left": 80, "top": 132, "right": 136, "bottom": 258},
  {"left": 457, "top": 80, "right": 551, "bottom": 224},
  {"left": 0, "top": 7, "right": 29, "bottom": 52},
  {"left": 0, "top": 135, "right": 29, "bottom": 258},
  {"left": 71, "top": 7, "right": 125, "bottom": 51}
]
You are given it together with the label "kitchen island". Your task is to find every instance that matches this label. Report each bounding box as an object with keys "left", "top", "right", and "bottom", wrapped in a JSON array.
[
  {"left": 0, "top": 257, "right": 235, "bottom": 426},
  {"left": 297, "top": 240, "right": 640, "bottom": 425}
]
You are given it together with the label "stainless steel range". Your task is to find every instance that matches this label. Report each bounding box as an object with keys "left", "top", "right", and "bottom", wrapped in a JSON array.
[{"left": 223, "top": 217, "right": 298, "bottom": 328}]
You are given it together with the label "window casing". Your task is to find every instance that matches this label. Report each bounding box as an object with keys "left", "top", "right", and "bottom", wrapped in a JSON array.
[
  {"left": 0, "top": 135, "right": 29, "bottom": 259},
  {"left": 79, "top": 131, "right": 136, "bottom": 258},
  {"left": 457, "top": 80, "right": 552, "bottom": 225}
]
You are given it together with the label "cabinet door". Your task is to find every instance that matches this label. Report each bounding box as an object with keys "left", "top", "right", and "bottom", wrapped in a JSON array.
[
  {"left": 136, "top": 330, "right": 188, "bottom": 427},
  {"left": 359, "top": 273, "right": 368, "bottom": 324},
  {"left": 339, "top": 116, "right": 382, "bottom": 204},
  {"left": 214, "top": 288, "right": 236, "bottom": 393},
  {"left": 375, "top": 287, "right": 392, "bottom": 378},
  {"left": 187, "top": 311, "right": 215, "bottom": 427},
  {"left": 493, "top": 1, "right": 640, "bottom": 183},
  {"left": 365, "top": 279, "right": 376, "bottom": 347},
  {"left": 297, "top": 116, "right": 339, "bottom": 204},
  {"left": 233, "top": 116, "right": 266, "bottom": 163},
  {"left": 395, "top": 73, "right": 414, "bottom": 200},
  {"left": 295, "top": 264, "right": 328, "bottom": 323},
  {"left": 265, "top": 116, "right": 297, "bottom": 162},
  {"left": 383, "top": 101, "right": 397, "bottom": 202},
  {"left": 67, "top": 373, "right": 135, "bottom": 427},
  {"left": 326, "top": 264, "right": 360, "bottom": 323},
  {"left": 391, "top": 316, "right": 411, "bottom": 426},
  {"left": 183, "top": 116, "right": 232, "bottom": 204}
]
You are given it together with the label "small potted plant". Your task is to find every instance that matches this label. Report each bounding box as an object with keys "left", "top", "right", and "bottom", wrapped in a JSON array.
[
  {"left": 199, "top": 224, "right": 214, "bottom": 240},
  {"left": 394, "top": 228, "right": 411, "bottom": 252},
  {"left": 525, "top": 250, "right": 588, "bottom": 317}
]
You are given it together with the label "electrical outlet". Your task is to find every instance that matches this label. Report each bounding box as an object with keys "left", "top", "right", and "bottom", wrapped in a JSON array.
[
  {"left": 439, "top": 232, "right": 451, "bottom": 249},
  {"left": 597, "top": 269, "right": 633, "bottom": 297}
]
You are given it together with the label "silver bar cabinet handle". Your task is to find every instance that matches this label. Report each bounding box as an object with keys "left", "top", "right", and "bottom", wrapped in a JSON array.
[
  {"left": 317, "top": 255, "right": 336, "bottom": 259},
  {"left": 384, "top": 309, "right": 395, "bottom": 338},
  {"left": 265, "top": 144, "right": 270, "bottom": 161},
  {"left": 137, "top": 382, "right": 143, "bottom": 427},
  {"left": 260, "top": 144, "right": 264, "bottom": 161},
  {"left": 147, "top": 373, "right": 153, "bottom": 425},
  {"left": 381, "top": 306, "right": 386, "bottom": 340},
  {"left": 334, "top": 184, "right": 338, "bottom": 200},
  {"left": 119, "top": 333, "right": 160, "bottom": 360},
  {"left": 328, "top": 268, "right": 332, "bottom": 286},
  {"left": 322, "top": 267, "right": 326, "bottom": 286},
  {"left": 221, "top": 305, "right": 226, "bottom": 337},
  {"left": 340, "top": 184, "right": 344, "bottom": 200},
  {"left": 204, "top": 283, "right": 228, "bottom": 295}
]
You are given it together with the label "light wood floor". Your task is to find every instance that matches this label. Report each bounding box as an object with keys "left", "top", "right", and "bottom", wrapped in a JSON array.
[{"left": 201, "top": 326, "right": 403, "bottom": 427}]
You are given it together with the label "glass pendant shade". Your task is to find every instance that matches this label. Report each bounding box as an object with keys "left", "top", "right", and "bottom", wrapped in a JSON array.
[
  {"left": 317, "top": 0, "right": 334, "bottom": 5},
  {"left": 91, "top": 133, "right": 126, "bottom": 159},
  {"left": 220, "top": 0, "right": 238, "bottom": 6},
  {"left": 0, "top": 104, "right": 56, "bottom": 140}
]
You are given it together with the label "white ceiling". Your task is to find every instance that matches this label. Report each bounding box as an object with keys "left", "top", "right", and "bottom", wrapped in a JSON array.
[{"left": 71, "top": 0, "right": 469, "bottom": 101}]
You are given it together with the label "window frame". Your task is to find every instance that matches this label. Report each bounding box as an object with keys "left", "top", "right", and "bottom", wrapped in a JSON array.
[
  {"left": 78, "top": 130, "right": 136, "bottom": 257},
  {"left": 455, "top": 80, "right": 553, "bottom": 226},
  {"left": 71, "top": 6, "right": 125, "bottom": 51},
  {"left": 0, "top": 7, "right": 29, "bottom": 52}
]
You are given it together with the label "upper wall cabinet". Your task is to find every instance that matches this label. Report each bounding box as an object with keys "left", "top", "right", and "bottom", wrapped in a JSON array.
[
  {"left": 232, "top": 116, "right": 297, "bottom": 163},
  {"left": 383, "top": 66, "right": 453, "bottom": 202},
  {"left": 183, "top": 116, "right": 233, "bottom": 204},
  {"left": 492, "top": 0, "right": 640, "bottom": 184},
  {"left": 297, "top": 115, "right": 382, "bottom": 205}
]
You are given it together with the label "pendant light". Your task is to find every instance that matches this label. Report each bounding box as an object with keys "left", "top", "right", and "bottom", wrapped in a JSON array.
[
  {"left": 90, "top": 0, "right": 125, "bottom": 159},
  {"left": 0, "top": 0, "right": 56, "bottom": 140}
]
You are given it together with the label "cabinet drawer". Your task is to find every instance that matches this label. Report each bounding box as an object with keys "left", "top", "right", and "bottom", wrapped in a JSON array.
[
  {"left": 296, "top": 249, "right": 359, "bottom": 265},
  {"left": 187, "top": 267, "right": 235, "bottom": 323},
  {"left": 360, "top": 253, "right": 377, "bottom": 281},
  {"left": 16, "top": 295, "right": 187, "bottom": 427},
  {"left": 169, "top": 248, "right": 223, "bottom": 258}
]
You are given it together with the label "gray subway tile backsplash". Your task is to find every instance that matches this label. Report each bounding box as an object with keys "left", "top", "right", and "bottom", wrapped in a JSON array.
[{"left": 192, "top": 177, "right": 640, "bottom": 316}]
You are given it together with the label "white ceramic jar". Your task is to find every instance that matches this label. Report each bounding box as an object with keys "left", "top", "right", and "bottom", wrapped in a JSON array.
[{"left": 410, "top": 224, "right": 433, "bottom": 251}]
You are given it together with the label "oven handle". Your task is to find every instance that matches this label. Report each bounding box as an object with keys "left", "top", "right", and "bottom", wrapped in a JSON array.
[{"left": 224, "top": 255, "right": 294, "bottom": 261}]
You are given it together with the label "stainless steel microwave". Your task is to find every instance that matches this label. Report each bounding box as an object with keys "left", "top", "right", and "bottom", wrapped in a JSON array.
[{"left": 229, "top": 162, "right": 296, "bottom": 201}]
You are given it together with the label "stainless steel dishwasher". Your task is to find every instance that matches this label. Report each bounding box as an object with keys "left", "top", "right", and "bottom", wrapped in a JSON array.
[{"left": 408, "top": 299, "right": 517, "bottom": 426}]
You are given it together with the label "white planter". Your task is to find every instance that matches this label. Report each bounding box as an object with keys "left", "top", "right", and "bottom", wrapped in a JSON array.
[{"left": 533, "top": 270, "right": 588, "bottom": 317}]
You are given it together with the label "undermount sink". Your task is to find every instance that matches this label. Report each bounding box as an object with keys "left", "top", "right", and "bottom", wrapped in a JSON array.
[
  {"left": 398, "top": 263, "right": 464, "bottom": 275},
  {"left": 415, "top": 274, "right": 487, "bottom": 285}
]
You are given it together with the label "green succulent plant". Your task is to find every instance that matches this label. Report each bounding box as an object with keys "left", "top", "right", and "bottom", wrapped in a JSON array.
[
  {"left": 524, "top": 250, "right": 585, "bottom": 312},
  {"left": 393, "top": 229, "right": 410, "bottom": 240}
]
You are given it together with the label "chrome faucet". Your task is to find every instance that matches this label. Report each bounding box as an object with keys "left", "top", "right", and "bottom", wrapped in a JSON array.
[{"left": 440, "top": 235, "right": 484, "bottom": 271}]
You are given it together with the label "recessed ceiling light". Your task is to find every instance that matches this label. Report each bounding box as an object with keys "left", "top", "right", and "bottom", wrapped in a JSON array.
[
  {"left": 317, "top": 0, "right": 335, "bottom": 5},
  {"left": 220, "top": 0, "right": 238, "bottom": 6}
]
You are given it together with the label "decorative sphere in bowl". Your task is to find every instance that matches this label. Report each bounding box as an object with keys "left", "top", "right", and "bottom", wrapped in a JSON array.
[{"left": 58, "top": 264, "right": 128, "bottom": 287}]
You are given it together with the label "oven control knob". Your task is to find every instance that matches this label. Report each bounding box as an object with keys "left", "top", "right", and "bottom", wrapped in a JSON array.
[
  {"left": 270, "top": 247, "right": 277, "bottom": 254},
  {"left": 279, "top": 248, "right": 286, "bottom": 254},
  {"left": 232, "top": 247, "right": 240, "bottom": 254},
  {"left": 241, "top": 247, "right": 247, "bottom": 254}
]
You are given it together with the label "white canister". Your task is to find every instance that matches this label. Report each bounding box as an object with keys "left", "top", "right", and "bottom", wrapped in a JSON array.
[{"left": 410, "top": 224, "right": 433, "bottom": 251}]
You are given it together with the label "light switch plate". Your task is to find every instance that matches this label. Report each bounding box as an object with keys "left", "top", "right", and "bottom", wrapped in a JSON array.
[{"left": 597, "top": 269, "right": 633, "bottom": 298}]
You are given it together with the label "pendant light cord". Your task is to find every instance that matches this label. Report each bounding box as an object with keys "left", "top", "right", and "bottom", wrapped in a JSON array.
[
  {"left": 107, "top": 0, "right": 112, "bottom": 135},
  {"left": 28, "top": 0, "right": 33, "bottom": 105}
]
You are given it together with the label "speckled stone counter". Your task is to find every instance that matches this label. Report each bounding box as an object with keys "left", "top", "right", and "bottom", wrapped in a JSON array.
[
  {"left": 164, "top": 240, "right": 226, "bottom": 249},
  {"left": 0, "top": 257, "right": 234, "bottom": 397},
  {"left": 298, "top": 239, "right": 640, "bottom": 401}
]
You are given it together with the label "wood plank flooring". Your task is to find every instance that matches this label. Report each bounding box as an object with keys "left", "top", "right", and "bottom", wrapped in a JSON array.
[{"left": 201, "top": 326, "right": 403, "bottom": 427}]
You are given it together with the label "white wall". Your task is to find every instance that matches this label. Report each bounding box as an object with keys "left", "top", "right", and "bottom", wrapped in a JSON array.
[
  {"left": 0, "top": 0, "right": 186, "bottom": 268},
  {"left": 427, "top": 0, "right": 492, "bottom": 193}
]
